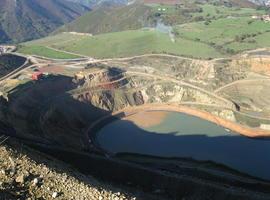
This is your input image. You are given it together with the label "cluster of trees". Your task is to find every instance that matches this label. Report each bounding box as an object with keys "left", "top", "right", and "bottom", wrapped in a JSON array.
[
  {"left": 234, "top": 32, "right": 261, "bottom": 43},
  {"left": 256, "top": 6, "right": 270, "bottom": 13}
]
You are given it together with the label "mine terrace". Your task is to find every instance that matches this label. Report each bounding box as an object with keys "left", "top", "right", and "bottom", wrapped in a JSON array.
[
  {"left": 1, "top": 47, "right": 270, "bottom": 199},
  {"left": 1, "top": 0, "right": 270, "bottom": 198}
]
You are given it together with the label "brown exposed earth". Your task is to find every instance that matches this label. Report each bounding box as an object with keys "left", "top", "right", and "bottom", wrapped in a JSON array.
[
  {"left": 231, "top": 57, "right": 270, "bottom": 76},
  {"left": 250, "top": 58, "right": 270, "bottom": 76},
  {"left": 123, "top": 111, "right": 169, "bottom": 128}
]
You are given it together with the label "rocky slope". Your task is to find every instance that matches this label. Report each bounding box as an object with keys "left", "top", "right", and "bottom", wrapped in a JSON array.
[
  {"left": 0, "top": 67, "right": 146, "bottom": 150},
  {"left": 0, "top": 140, "right": 162, "bottom": 200},
  {"left": 0, "top": 0, "right": 89, "bottom": 44}
]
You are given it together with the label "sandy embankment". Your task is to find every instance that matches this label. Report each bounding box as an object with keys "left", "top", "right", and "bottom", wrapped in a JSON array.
[
  {"left": 112, "top": 104, "right": 270, "bottom": 138},
  {"left": 123, "top": 111, "right": 168, "bottom": 128}
]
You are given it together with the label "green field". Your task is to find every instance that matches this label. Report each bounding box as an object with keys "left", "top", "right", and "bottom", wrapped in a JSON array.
[
  {"left": 192, "top": 4, "right": 265, "bottom": 18},
  {"left": 21, "top": 32, "right": 86, "bottom": 46},
  {"left": 56, "top": 1, "right": 266, "bottom": 37},
  {"left": 18, "top": 30, "right": 224, "bottom": 59},
  {"left": 146, "top": 3, "right": 266, "bottom": 25},
  {"left": 175, "top": 17, "right": 270, "bottom": 53},
  {"left": 149, "top": 3, "right": 265, "bottom": 18},
  {"left": 226, "top": 31, "right": 270, "bottom": 51},
  {"left": 17, "top": 45, "right": 80, "bottom": 59},
  {"left": 17, "top": 12, "right": 270, "bottom": 60}
]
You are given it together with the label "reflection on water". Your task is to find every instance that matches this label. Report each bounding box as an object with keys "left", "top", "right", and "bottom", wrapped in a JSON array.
[{"left": 97, "top": 111, "right": 270, "bottom": 180}]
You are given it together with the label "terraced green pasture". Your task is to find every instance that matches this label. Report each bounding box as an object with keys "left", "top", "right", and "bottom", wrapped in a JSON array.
[
  {"left": 18, "top": 30, "right": 223, "bottom": 59},
  {"left": 18, "top": 45, "right": 80, "bottom": 59},
  {"left": 192, "top": 4, "right": 265, "bottom": 18},
  {"left": 175, "top": 17, "right": 270, "bottom": 53},
  {"left": 17, "top": 16, "right": 270, "bottom": 59}
]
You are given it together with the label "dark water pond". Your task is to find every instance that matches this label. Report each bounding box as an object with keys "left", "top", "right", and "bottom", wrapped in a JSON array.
[{"left": 96, "top": 111, "right": 270, "bottom": 180}]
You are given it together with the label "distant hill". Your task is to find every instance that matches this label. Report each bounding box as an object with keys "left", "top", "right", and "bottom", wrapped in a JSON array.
[
  {"left": 249, "top": 0, "right": 270, "bottom": 6},
  {"left": 224, "top": 0, "right": 257, "bottom": 7},
  {"left": 0, "top": 0, "right": 89, "bottom": 44},
  {"left": 56, "top": 0, "right": 262, "bottom": 35},
  {"left": 65, "top": 0, "right": 130, "bottom": 7},
  {"left": 56, "top": 3, "right": 155, "bottom": 35}
]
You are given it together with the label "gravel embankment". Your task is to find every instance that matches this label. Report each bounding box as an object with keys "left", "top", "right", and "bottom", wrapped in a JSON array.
[{"left": 0, "top": 141, "right": 163, "bottom": 200}]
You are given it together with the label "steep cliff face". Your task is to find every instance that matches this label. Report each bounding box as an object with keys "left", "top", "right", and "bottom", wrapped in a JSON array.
[
  {"left": 0, "top": 62, "right": 240, "bottom": 150},
  {"left": 0, "top": 68, "right": 146, "bottom": 149},
  {"left": 73, "top": 67, "right": 145, "bottom": 111}
]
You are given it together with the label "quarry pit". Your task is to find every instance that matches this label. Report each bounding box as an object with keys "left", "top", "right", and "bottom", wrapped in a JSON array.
[{"left": 1, "top": 52, "right": 270, "bottom": 199}]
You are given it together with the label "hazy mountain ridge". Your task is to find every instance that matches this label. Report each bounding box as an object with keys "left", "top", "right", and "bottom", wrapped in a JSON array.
[
  {"left": 68, "top": 0, "right": 270, "bottom": 7},
  {"left": 0, "top": 0, "right": 89, "bottom": 44},
  {"left": 65, "top": 0, "right": 130, "bottom": 7},
  {"left": 249, "top": 0, "right": 270, "bottom": 6}
]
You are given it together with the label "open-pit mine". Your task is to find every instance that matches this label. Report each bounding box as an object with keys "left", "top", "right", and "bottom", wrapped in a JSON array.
[{"left": 1, "top": 49, "right": 270, "bottom": 199}]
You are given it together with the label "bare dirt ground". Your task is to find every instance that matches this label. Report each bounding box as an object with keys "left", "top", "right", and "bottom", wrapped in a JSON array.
[
  {"left": 0, "top": 140, "right": 163, "bottom": 200},
  {"left": 123, "top": 111, "right": 169, "bottom": 128}
]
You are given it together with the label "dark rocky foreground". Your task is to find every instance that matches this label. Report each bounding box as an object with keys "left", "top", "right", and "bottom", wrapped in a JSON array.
[
  {"left": 0, "top": 140, "right": 166, "bottom": 200},
  {"left": 1, "top": 136, "right": 270, "bottom": 200}
]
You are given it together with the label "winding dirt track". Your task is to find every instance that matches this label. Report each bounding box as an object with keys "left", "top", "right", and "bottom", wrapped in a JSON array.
[
  {"left": 214, "top": 78, "right": 270, "bottom": 94},
  {"left": 45, "top": 46, "right": 89, "bottom": 58},
  {"left": 126, "top": 71, "right": 234, "bottom": 107}
]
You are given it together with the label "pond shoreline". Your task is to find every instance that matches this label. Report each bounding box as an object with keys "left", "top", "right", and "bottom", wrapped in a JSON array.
[{"left": 87, "top": 104, "right": 270, "bottom": 142}]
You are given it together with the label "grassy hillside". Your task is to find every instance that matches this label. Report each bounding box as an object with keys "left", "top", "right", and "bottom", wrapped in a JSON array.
[
  {"left": 192, "top": 4, "right": 265, "bottom": 18},
  {"left": 56, "top": 1, "right": 265, "bottom": 36},
  {"left": 17, "top": 46, "right": 80, "bottom": 59},
  {"left": 18, "top": 31, "right": 223, "bottom": 59},
  {"left": 17, "top": 0, "right": 270, "bottom": 60},
  {"left": 55, "top": 2, "right": 205, "bottom": 35},
  {"left": 174, "top": 17, "right": 270, "bottom": 54},
  {"left": 18, "top": 13, "right": 270, "bottom": 59},
  {"left": 56, "top": 3, "right": 154, "bottom": 35}
]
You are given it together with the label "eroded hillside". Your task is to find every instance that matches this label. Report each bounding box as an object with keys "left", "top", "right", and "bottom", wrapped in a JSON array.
[
  {"left": 1, "top": 48, "right": 270, "bottom": 199},
  {"left": 1, "top": 49, "right": 270, "bottom": 149}
]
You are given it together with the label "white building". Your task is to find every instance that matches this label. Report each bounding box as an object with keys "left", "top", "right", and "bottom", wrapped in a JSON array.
[
  {"left": 251, "top": 14, "right": 270, "bottom": 22},
  {"left": 262, "top": 15, "right": 270, "bottom": 22}
]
